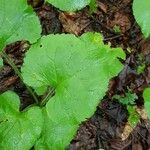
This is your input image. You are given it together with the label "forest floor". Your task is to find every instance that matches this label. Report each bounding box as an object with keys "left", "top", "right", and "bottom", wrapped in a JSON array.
[{"left": 0, "top": 0, "right": 150, "bottom": 149}]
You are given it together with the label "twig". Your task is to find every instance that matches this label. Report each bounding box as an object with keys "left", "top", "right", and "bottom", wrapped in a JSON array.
[{"left": 104, "top": 34, "right": 123, "bottom": 41}]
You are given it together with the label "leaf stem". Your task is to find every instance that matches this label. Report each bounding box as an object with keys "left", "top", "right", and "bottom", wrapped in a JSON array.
[
  {"left": 41, "top": 87, "right": 55, "bottom": 106},
  {"left": 1, "top": 51, "right": 39, "bottom": 104}
]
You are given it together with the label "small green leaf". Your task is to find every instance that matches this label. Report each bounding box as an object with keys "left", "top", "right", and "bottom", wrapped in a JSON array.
[
  {"left": 133, "top": 0, "right": 150, "bottom": 38},
  {"left": 113, "top": 90, "right": 138, "bottom": 105},
  {"left": 113, "top": 25, "right": 121, "bottom": 33},
  {"left": 46, "top": 0, "right": 91, "bottom": 11},
  {"left": 0, "top": 0, "right": 41, "bottom": 51},
  {"left": 127, "top": 106, "right": 139, "bottom": 128},
  {"left": 89, "top": 0, "right": 97, "bottom": 13},
  {"left": 137, "top": 63, "right": 146, "bottom": 74},
  {"left": 143, "top": 88, "right": 150, "bottom": 119},
  {"left": 22, "top": 32, "right": 125, "bottom": 149},
  {"left": 0, "top": 91, "right": 43, "bottom": 150}
]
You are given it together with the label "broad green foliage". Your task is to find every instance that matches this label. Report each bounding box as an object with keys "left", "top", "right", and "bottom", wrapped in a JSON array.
[
  {"left": 143, "top": 88, "right": 150, "bottom": 119},
  {"left": 0, "top": 91, "right": 43, "bottom": 150},
  {"left": 133, "top": 0, "right": 150, "bottom": 38},
  {"left": 21, "top": 32, "right": 125, "bottom": 149},
  {"left": 0, "top": 0, "right": 41, "bottom": 51},
  {"left": 47, "top": 0, "right": 91, "bottom": 11}
]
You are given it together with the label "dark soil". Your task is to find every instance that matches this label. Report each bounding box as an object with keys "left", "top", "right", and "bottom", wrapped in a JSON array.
[{"left": 0, "top": 0, "right": 150, "bottom": 149}]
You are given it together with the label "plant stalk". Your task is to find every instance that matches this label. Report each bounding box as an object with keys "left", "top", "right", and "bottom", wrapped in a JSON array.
[
  {"left": 1, "top": 51, "right": 39, "bottom": 104},
  {"left": 41, "top": 87, "right": 55, "bottom": 106}
]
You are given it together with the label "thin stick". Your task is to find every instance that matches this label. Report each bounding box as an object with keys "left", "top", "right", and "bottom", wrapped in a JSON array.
[
  {"left": 1, "top": 51, "right": 39, "bottom": 104},
  {"left": 104, "top": 34, "right": 123, "bottom": 41}
]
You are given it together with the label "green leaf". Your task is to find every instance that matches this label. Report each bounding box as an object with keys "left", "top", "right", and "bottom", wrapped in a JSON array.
[
  {"left": 0, "top": 91, "right": 43, "bottom": 150},
  {"left": 0, "top": 0, "right": 41, "bottom": 51},
  {"left": 143, "top": 88, "right": 150, "bottom": 119},
  {"left": 127, "top": 106, "right": 139, "bottom": 128},
  {"left": 89, "top": 0, "right": 97, "bottom": 13},
  {"left": 46, "top": 0, "right": 91, "bottom": 11},
  {"left": 21, "top": 32, "right": 125, "bottom": 150},
  {"left": 137, "top": 63, "right": 146, "bottom": 74},
  {"left": 113, "top": 25, "right": 121, "bottom": 33},
  {"left": 113, "top": 90, "right": 138, "bottom": 105},
  {"left": 133, "top": 0, "right": 150, "bottom": 38}
]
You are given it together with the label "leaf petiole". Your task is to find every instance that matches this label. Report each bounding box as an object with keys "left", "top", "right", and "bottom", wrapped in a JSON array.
[{"left": 1, "top": 51, "right": 39, "bottom": 104}]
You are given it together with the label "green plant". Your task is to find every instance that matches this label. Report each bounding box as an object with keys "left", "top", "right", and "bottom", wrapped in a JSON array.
[
  {"left": 133, "top": 0, "right": 150, "bottom": 38},
  {"left": 89, "top": 0, "right": 97, "bottom": 13},
  {"left": 0, "top": 32, "right": 125, "bottom": 149},
  {"left": 45, "top": 0, "right": 97, "bottom": 12},
  {"left": 0, "top": 1, "right": 126, "bottom": 149},
  {"left": 21, "top": 32, "right": 125, "bottom": 149},
  {"left": 0, "top": 91, "right": 43, "bottom": 150},
  {"left": 0, "top": 0, "right": 41, "bottom": 52},
  {"left": 127, "top": 105, "right": 139, "bottom": 128},
  {"left": 137, "top": 63, "right": 146, "bottom": 74},
  {"left": 113, "top": 90, "right": 139, "bottom": 127},
  {"left": 113, "top": 25, "right": 121, "bottom": 33},
  {"left": 46, "top": 0, "right": 91, "bottom": 11},
  {"left": 136, "top": 54, "right": 146, "bottom": 74},
  {"left": 0, "top": 0, "right": 41, "bottom": 103},
  {"left": 113, "top": 90, "right": 138, "bottom": 105},
  {"left": 143, "top": 88, "right": 150, "bottom": 119}
]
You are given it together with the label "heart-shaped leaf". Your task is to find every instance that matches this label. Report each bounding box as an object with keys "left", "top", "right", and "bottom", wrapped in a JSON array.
[
  {"left": 0, "top": 91, "right": 43, "bottom": 150},
  {"left": 22, "top": 33, "right": 125, "bottom": 149}
]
